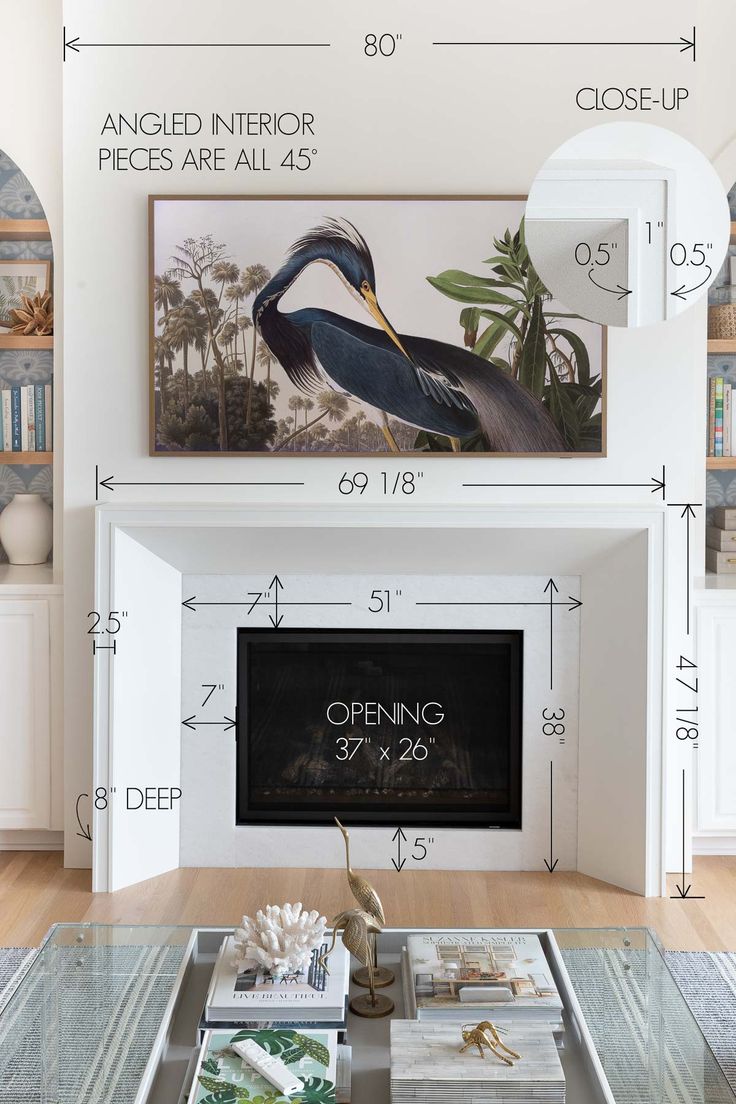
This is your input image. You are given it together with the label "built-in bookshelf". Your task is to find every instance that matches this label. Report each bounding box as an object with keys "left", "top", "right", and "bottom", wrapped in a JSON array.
[
  {"left": 705, "top": 221, "right": 736, "bottom": 473},
  {"left": 0, "top": 335, "right": 53, "bottom": 350},
  {"left": 0, "top": 218, "right": 53, "bottom": 465}
]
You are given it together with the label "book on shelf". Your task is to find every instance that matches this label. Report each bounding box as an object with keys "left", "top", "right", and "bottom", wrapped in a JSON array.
[
  {"left": 190, "top": 1027, "right": 349, "bottom": 1104},
  {"left": 0, "top": 384, "right": 51, "bottom": 453},
  {"left": 403, "top": 931, "right": 563, "bottom": 1025},
  {"left": 390, "top": 1019, "right": 565, "bottom": 1103},
  {"left": 708, "top": 375, "right": 735, "bottom": 458},
  {"left": 205, "top": 934, "right": 350, "bottom": 1024}
]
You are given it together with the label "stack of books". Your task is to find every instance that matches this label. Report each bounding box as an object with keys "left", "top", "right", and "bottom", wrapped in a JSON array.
[
  {"left": 390, "top": 1020, "right": 566, "bottom": 1103},
  {"left": 204, "top": 934, "right": 350, "bottom": 1028},
  {"left": 190, "top": 1027, "right": 351, "bottom": 1103},
  {"left": 708, "top": 375, "right": 734, "bottom": 457},
  {"left": 707, "top": 506, "right": 736, "bottom": 574},
  {"left": 401, "top": 931, "right": 564, "bottom": 1028},
  {"left": 0, "top": 384, "right": 52, "bottom": 452}
]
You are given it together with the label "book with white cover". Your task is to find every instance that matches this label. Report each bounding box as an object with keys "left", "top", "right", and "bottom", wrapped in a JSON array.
[
  {"left": 406, "top": 931, "right": 563, "bottom": 1023},
  {"left": 206, "top": 934, "right": 350, "bottom": 1023}
]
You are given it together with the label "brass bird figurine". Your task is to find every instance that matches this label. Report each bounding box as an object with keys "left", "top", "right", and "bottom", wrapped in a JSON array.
[
  {"left": 321, "top": 906, "right": 393, "bottom": 1018},
  {"left": 332, "top": 817, "right": 395, "bottom": 999},
  {"left": 334, "top": 817, "right": 385, "bottom": 926},
  {"left": 319, "top": 907, "right": 380, "bottom": 974}
]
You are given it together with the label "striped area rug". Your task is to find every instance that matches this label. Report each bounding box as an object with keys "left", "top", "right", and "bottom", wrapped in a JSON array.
[
  {"left": 0, "top": 942, "right": 187, "bottom": 1103},
  {"left": 0, "top": 949, "right": 35, "bottom": 1015},
  {"left": 665, "top": 952, "right": 736, "bottom": 1091},
  {"left": 561, "top": 947, "right": 736, "bottom": 1103}
]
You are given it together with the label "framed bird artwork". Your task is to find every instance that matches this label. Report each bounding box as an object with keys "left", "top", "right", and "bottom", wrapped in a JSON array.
[{"left": 148, "top": 195, "right": 606, "bottom": 456}]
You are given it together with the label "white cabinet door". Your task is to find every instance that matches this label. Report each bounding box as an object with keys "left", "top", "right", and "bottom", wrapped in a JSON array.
[
  {"left": 696, "top": 604, "right": 736, "bottom": 834},
  {"left": 0, "top": 600, "right": 50, "bottom": 829}
]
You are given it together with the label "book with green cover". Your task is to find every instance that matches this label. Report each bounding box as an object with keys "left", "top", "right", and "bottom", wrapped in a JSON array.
[{"left": 191, "top": 1027, "right": 338, "bottom": 1103}]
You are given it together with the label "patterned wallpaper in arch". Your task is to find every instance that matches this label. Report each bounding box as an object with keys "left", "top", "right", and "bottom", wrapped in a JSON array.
[{"left": 0, "top": 148, "right": 52, "bottom": 563}]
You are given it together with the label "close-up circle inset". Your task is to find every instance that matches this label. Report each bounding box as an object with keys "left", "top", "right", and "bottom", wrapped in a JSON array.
[{"left": 525, "top": 123, "right": 730, "bottom": 328}]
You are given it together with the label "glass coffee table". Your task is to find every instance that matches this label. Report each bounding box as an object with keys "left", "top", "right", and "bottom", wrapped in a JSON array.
[{"left": 0, "top": 924, "right": 732, "bottom": 1104}]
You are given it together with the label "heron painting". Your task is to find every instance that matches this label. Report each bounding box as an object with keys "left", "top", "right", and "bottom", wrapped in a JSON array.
[{"left": 150, "top": 196, "right": 605, "bottom": 456}]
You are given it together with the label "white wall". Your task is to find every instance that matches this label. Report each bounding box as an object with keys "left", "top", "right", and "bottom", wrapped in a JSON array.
[
  {"left": 180, "top": 573, "right": 580, "bottom": 871},
  {"left": 60, "top": 0, "right": 736, "bottom": 872},
  {"left": 0, "top": 0, "right": 61, "bottom": 250}
]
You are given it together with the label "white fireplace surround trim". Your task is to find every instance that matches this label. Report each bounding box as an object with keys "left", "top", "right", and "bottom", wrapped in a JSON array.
[{"left": 93, "top": 502, "right": 666, "bottom": 896}]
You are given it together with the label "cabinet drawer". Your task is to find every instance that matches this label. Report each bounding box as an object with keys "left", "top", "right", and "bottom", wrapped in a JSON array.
[{"left": 0, "top": 600, "right": 50, "bottom": 828}]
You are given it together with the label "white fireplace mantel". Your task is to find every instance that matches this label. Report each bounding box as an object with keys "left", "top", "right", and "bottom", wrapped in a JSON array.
[{"left": 93, "top": 501, "right": 666, "bottom": 896}]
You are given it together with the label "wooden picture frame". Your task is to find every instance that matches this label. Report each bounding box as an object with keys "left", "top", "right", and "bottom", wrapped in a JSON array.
[
  {"left": 0, "top": 259, "right": 51, "bottom": 324},
  {"left": 149, "top": 195, "right": 607, "bottom": 457}
]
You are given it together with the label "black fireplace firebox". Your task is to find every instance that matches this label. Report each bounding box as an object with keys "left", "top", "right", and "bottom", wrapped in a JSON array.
[{"left": 236, "top": 629, "right": 522, "bottom": 828}]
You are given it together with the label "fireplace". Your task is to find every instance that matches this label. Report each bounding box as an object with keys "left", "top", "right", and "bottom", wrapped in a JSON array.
[{"left": 236, "top": 629, "right": 523, "bottom": 827}]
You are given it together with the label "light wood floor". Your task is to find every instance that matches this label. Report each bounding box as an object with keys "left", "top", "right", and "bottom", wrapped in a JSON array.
[{"left": 1, "top": 853, "right": 734, "bottom": 950}]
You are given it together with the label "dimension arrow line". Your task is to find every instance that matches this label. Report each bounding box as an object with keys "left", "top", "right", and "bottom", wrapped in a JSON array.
[
  {"left": 392, "top": 827, "right": 407, "bottom": 872},
  {"left": 544, "top": 763, "right": 558, "bottom": 872},
  {"left": 416, "top": 599, "right": 582, "bottom": 610},
  {"left": 183, "top": 597, "right": 352, "bottom": 610},
  {"left": 65, "top": 29, "right": 330, "bottom": 59},
  {"left": 75, "top": 793, "right": 92, "bottom": 842},
  {"left": 667, "top": 504, "right": 699, "bottom": 636},
  {"left": 463, "top": 466, "right": 666, "bottom": 500},
  {"left": 671, "top": 265, "right": 712, "bottom": 300},
  {"left": 683, "top": 505, "right": 694, "bottom": 636},
  {"left": 433, "top": 28, "right": 695, "bottom": 60},
  {"left": 269, "top": 574, "right": 283, "bottom": 629},
  {"left": 670, "top": 768, "right": 705, "bottom": 899},
  {"left": 95, "top": 465, "right": 304, "bottom": 499},
  {"left": 182, "top": 715, "right": 236, "bottom": 731},
  {"left": 588, "top": 267, "right": 632, "bottom": 300},
  {"left": 545, "top": 579, "right": 558, "bottom": 690}
]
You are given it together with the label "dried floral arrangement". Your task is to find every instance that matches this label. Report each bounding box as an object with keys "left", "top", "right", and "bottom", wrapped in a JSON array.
[{"left": 0, "top": 290, "right": 53, "bottom": 336}]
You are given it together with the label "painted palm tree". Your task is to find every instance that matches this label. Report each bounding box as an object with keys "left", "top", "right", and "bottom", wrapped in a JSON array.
[
  {"left": 224, "top": 282, "right": 247, "bottom": 376},
  {"left": 256, "top": 338, "right": 276, "bottom": 394},
  {"left": 237, "top": 314, "right": 255, "bottom": 425},
  {"left": 276, "top": 389, "right": 349, "bottom": 451},
  {"left": 164, "top": 301, "right": 205, "bottom": 411},
  {"left": 237, "top": 314, "right": 253, "bottom": 375},
  {"left": 154, "top": 275, "right": 183, "bottom": 400},
  {"left": 287, "top": 394, "right": 305, "bottom": 449},
  {"left": 153, "top": 273, "right": 183, "bottom": 318},
  {"left": 154, "top": 334, "right": 174, "bottom": 410},
  {"left": 190, "top": 286, "right": 222, "bottom": 377},
  {"left": 211, "top": 260, "right": 240, "bottom": 304},
  {"left": 241, "top": 263, "right": 272, "bottom": 427},
  {"left": 302, "top": 397, "right": 315, "bottom": 445},
  {"left": 193, "top": 323, "right": 210, "bottom": 393},
  {"left": 218, "top": 320, "right": 238, "bottom": 363},
  {"left": 170, "top": 238, "right": 239, "bottom": 449}
]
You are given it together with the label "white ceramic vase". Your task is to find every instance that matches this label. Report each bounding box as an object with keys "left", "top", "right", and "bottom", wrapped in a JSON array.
[{"left": 0, "top": 493, "right": 53, "bottom": 564}]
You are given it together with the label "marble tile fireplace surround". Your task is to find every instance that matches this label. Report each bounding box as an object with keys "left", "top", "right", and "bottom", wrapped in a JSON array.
[{"left": 93, "top": 502, "right": 664, "bottom": 896}]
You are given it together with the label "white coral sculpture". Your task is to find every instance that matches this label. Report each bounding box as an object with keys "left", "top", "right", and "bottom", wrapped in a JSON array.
[{"left": 233, "top": 902, "right": 327, "bottom": 978}]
